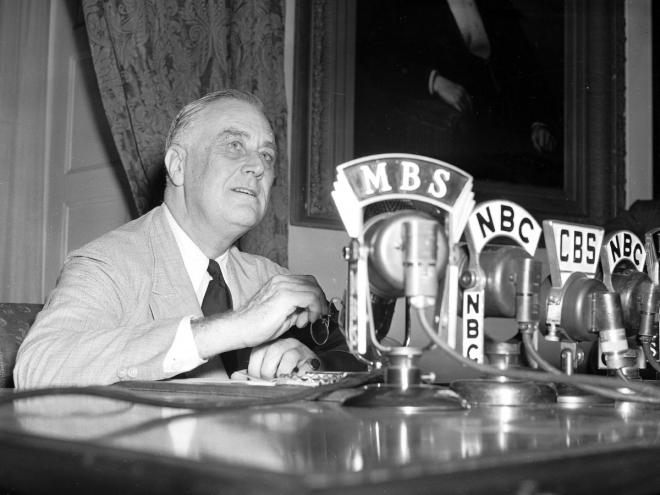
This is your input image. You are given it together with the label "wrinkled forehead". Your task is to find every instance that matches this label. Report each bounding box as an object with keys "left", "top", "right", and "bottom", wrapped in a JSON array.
[{"left": 198, "top": 99, "right": 274, "bottom": 138}]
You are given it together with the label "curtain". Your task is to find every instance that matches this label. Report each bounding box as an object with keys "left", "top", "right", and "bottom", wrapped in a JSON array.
[
  {"left": 82, "top": 0, "right": 289, "bottom": 266},
  {"left": 0, "top": 1, "right": 50, "bottom": 303}
]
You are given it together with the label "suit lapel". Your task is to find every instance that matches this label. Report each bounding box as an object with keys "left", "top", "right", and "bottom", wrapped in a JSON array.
[{"left": 149, "top": 206, "right": 203, "bottom": 321}]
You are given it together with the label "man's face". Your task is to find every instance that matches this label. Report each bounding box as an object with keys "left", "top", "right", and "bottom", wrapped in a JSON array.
[{"left": 182, "top": 99, "right": 276, "bottom": 236}]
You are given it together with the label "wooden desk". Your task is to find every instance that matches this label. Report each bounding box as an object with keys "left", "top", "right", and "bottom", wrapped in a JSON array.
[{"left": 1, "top": 382, "right": 660, "bottom": 494}]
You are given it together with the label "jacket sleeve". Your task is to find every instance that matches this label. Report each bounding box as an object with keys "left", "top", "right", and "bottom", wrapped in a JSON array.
[
  {"left": 357, "top": 0, "right": 441, "bottom": 99},
  {"left": 14, "top": 252, "right": 181, "bottom": 389}
]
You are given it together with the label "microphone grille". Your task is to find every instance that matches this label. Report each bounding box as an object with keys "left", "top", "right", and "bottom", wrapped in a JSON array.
[
  {"left": 363, "top": 199, "right": 415, "bottom": 221},
  {"left": 380, "top": 336, "right": 403, "bottom": 347},
  {"left": 363, "top": 199, "right": 444, "bottom": 222}
]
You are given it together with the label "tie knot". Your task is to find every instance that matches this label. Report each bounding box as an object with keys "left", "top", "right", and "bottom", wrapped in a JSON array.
[{"left": 207, "top": 259, "right": 222, "bottom": 278}]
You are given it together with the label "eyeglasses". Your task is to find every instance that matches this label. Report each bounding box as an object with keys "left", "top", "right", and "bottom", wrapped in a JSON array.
[{"left": 309, "top": 297, "right": 342, "bottom": 345}]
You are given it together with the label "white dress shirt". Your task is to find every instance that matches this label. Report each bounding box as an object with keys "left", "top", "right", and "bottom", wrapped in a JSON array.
[{"left": 161, "top": 204, "right": 231, "bottom": 378}]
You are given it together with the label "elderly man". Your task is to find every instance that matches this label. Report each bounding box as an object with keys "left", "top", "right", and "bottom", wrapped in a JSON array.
[{"left": 15, "top": 89, "right": 360, "bottom": 389}]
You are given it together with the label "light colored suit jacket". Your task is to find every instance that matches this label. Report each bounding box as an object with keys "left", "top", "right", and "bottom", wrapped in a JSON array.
[{"left": 14, "top": 205, "right": 285, "bottom": 389}]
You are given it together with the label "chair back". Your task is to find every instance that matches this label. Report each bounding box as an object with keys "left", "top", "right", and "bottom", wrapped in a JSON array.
[{"left": 0, "top": 303, "right": 43, "bottom": 387}]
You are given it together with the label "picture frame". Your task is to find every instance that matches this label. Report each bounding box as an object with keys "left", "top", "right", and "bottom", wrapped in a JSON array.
[{"left": 290, "top": 0, "right": 626, "bottom": 230}]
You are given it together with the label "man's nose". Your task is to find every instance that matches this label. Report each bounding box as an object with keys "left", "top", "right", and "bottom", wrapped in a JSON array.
[{"left": 241, "top": 151, "right": 265, "bottom": 178}]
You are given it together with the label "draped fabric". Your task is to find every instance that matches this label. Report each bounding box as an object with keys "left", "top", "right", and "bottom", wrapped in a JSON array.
[
  {"left": 81, "top": 0, "right": 289, "bottom": 266},
  {"left": 0, "top": 1, "right": 49, "bottom": 303}
]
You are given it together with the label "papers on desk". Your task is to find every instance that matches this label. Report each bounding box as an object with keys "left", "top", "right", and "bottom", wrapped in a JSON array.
[
  {"left": 167, "top": 371, "right": 275, "bottom": 387},
  {"left": 167, "top": 370, "right": 350, "bottom": 387}
]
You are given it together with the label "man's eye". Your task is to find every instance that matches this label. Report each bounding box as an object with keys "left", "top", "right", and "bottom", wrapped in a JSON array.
[
  {"left": 227, "top": 141, "right": 244, "bottom": 152},
  {"left": 261, "top": 152, "right": 275, "bottom": 165}
]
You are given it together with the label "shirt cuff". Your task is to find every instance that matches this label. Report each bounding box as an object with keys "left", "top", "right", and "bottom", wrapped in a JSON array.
[
  {"left": 429, "top": 69, "right": 438, "bottom": 95},
  {"left": 163, "top": 316, "right": 208, "bottom": 376}
]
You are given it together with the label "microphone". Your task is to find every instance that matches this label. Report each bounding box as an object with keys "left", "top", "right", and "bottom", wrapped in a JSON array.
[{"left": 362, "top": 200, "right": 448, "bottom": 341}]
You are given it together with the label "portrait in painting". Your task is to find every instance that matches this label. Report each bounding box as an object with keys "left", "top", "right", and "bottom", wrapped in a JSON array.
[
  {"left": 291, "top": 0, "right": 624, "bottom": 229},
  {"left": 353, "top": 0, "right": 565, "bottom": 188}
]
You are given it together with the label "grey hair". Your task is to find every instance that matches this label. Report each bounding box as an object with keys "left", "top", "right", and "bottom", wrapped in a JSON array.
[{"left": 164, "top": 89, "right": 264, "bottom": 152}]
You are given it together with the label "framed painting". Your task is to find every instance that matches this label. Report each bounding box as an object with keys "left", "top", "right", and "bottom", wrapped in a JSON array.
[{"left": 290, "top": 0, "right": 626, "bottom": 230}]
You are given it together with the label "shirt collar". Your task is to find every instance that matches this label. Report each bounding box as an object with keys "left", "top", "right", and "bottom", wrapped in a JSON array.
[{"left": 163, "top": 204, "right": 228, "bottom": 292}]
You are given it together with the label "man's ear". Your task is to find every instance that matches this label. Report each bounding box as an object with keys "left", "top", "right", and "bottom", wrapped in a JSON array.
[{"left": 164, "top": 145, "right": 186, "bottom": 187}]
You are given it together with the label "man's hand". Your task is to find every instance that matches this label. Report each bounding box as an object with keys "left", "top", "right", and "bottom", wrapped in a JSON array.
[
  {"left": 234, "top": 274, "right": 329, "bottom": 347},
  {"left": 248, "top": 338, "right": 320, "bottom": 379},
  {"left": 192, "top": 274, "right": 329, "bottom": 360},
  {"left": 531, "top": 124, "right": 557, "bottom": 153},
  {"left": 432, "top": 74, "right": 472, "bottom": 114}
]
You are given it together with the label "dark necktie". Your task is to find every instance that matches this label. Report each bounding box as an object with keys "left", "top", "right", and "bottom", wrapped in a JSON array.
[{"left": 201, "top": 259, "right": 239, "bottom": 376}]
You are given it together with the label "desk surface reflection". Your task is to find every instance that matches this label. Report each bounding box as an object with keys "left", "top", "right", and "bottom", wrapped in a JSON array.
[{"left": 1, "top": 382, "right": 660, "bottom": 494}]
